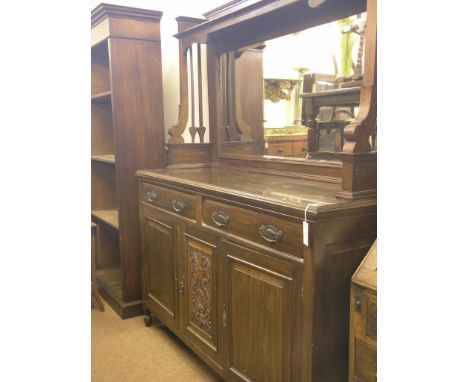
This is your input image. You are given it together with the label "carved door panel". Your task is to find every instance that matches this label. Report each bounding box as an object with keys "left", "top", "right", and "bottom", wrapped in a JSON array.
[
  {"left": 222, "top": 240, "right": 300, "bottom": 382},
  {"left": 180, "top": 226, "right": 222, "bottom": 367},
  {"left": 142, "top": 213, "right": 179, "bottom": 331}
]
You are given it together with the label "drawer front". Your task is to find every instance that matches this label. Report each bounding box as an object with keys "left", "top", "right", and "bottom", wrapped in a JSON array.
[
  {"left": 203, "top": 199, "right": 303, "bottom": 257},
  {"left": 354, "top": 339, "right": 377, "bottom": 382},
  {"left": 292, "top": 141, "right": 308, "bottom": 155},
  {"left": 268, "top": 142, "right": 292, "bottom": 156},
  {"left": 366, "top": 298, "right": 377, "bottom": 340},
  {"left": 140, "top": 182, "right": 196, "bottom": 221},
  {"left": 353, "top": 289, "right": 377, "bottom": 343}
]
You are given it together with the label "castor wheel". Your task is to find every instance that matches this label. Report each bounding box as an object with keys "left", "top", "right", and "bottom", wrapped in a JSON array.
[{"left": 144, "top": 312, "right": 153, "bottom": 327}]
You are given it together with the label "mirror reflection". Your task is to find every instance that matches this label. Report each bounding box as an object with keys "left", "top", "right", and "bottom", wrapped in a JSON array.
[{"left": 220, "top": 12, "right": 376, "bottom": 160}]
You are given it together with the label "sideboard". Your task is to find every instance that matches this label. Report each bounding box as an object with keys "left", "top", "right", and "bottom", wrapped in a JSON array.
[
  {"left": 137, "top": 167, "right": 376, "bottom": 381},
  {"left": 137, "top": 0, "right": 377, "bottom": 380}
]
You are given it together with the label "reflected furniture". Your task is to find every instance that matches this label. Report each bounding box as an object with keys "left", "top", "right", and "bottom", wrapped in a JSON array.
[
  {"left": 302, "top": 86, "right": 361, "bottom": 158},
  {"left": 264, "top": 126, "right": 308, "bottom": 157},
  {"left": 91, "top": 3, "right": 166, "bottom": 318},
  {"left": 265, "top": 134, "right": 308, "bottom": 156},
  {"left": 349, "top": 240, "right": 377, "bottom": 382},
  {"left": 140, "top": 0, "right": 377, "bottom": 380}
]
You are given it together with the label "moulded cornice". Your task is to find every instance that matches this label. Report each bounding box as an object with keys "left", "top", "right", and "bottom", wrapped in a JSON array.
[
  {"left": 175, "top": 16, "right": 206, "bottom": 24},
  {"left": 91, "top": 3, "right": 162, "bottom": 28}
]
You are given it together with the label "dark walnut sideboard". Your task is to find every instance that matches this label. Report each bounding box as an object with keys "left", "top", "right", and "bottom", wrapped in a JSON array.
[
  {"left": 137, "top": 167, "right": 376, "bottom": 381},
  {"left": 135, "top": 0, "right": 377, "bottom": 380}
]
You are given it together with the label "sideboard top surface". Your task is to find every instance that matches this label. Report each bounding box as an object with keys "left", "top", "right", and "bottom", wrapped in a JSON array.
[{"left": 136, "top": 166, "right": 376, "bottom": 218}]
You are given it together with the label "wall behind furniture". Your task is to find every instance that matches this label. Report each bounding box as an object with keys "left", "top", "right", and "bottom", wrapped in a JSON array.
[{"left": 90, "top": 0, "right": 224, "bottom": 142}]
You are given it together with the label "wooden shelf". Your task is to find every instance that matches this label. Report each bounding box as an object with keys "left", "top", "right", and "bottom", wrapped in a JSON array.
[
  {"left": 91, "top": 154, "right": 115, "bottom": 164},
  {"left": 96, "top": 267, "right": 143, "bottom": 319},
  {"left": 92, "top": 209, "right": 119, "bottom": 230},
  {"left": 91, "top": 39, "right": 110, "bottom": 95},
  {"left": 92, "top": 163, "right": 117, "bottom": 211},
  {"left": 91, "top": 91, "right": 112, "bottom": 102},
  {"left": 96, "top": 268, "right": 123, "bottom": 300}
]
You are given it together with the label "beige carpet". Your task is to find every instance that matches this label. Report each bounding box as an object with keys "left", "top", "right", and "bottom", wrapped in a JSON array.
[{"left": 92, "top": 303, "right": 222, "bottom": 382}]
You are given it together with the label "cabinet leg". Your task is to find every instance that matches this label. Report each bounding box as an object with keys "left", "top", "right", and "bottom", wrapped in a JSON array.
[{"left": 144, "top": 311, "right": 153, "bottom": 327}]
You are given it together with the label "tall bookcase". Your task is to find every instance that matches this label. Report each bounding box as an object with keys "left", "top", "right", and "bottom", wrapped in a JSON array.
[{"left": 91, "top": 4, "right": 166, "bottom": 318}]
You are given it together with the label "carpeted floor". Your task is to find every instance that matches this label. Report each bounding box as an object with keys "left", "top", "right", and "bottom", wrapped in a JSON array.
[{"left": 92, "top": 303, "right": 222, "bottom": 382}]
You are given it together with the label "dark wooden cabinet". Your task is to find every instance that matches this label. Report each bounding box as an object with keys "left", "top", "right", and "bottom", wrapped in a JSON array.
[
  {"left": 140, "top": 202, "right": 225, "bottom": 373},
  {"left": 137, "top": 167, "right": 376, "bottom": 381}
]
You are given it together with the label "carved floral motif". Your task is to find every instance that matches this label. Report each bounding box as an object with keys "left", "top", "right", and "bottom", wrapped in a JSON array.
[
  {"left": 264, "top": 79, "right": 300, "bottom": 103},
  {"left": 188, "top": 246, "right": 212, "bottom": 336}
]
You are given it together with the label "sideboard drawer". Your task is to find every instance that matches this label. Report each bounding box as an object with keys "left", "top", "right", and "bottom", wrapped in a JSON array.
[
  {"left": 366, "top": 298, "right": 377, "bottom": 340},
  {"left": 267, "top": 142, "right": 293, "bottom": 156},
  {"left": 353, "top": 339, "right": 377, "bottom": 382},
  {"left": 203, "top": 199, "right": 303, "bottom": 257},
  {"left": 140, "top": 182, "right": 196, "bottom": 221},
  {"left": 292, "top": 141, "right": 308, "bottom": 156}
]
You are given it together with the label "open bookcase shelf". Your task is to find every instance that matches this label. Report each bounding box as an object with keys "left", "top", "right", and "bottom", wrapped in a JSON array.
[
  {"left": 90, "top": 3, "right": 166, "bottom": 319},
  {"left": 92, "top": 209, "right": 119, "bottom": 230},
  {"left": 91, "top": 91, "right": 112, "bottom": 102},
  {"left": 96, "top": 268, "right": 123, "bottom": 300},
  {"left": 91, "top": 154, "right": 115, "bottom": 165},
  {"left": 92, "top": 100, "right": 114, "bottom": 156},
  {"left": 91, "top": 162, "right": 117, "bottom": 211},
  {"left": 91, "top": 40, "right": 110, "bottom": 95}
]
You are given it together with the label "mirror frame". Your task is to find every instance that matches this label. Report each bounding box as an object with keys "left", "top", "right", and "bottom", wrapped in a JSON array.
[{"left": 170, "top": 0, "right": 376, "bottom": 198}]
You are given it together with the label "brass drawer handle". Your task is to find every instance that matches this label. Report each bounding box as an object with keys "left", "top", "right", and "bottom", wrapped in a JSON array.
[
  {"left": 171, "top": 199, "right": 186, "bottom": 213},
  {"left": 258, "top": 224, "right": 283, "bottom": 243},
  {"left": 145, "top": 191, "right": 158, "bottom": 202},
  {"left": 354, "top": 296, "right": 361, "bottom": 312},
  {"left": 212, "top": 211, "right": 230, "bottom": 227}
]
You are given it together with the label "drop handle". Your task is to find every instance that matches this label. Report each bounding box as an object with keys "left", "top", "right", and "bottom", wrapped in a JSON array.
[
  {"left": 212, "top": 211, "right": 230, "bottom": 227},
  {"left": 258, "top": 224, "right": 283, "bottom": 243},
  {"left": 354, "top": 296, "right": 361, "bottom": 312},
  {"left": 171, "top": 199, "right": 186, "bottom": 213},
  {"left": 145, "top": 191, "right": 158, "bottom": 202}
]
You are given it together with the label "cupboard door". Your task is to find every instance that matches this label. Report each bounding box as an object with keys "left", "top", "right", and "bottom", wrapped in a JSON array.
[
  {"left": 180, "top": 227, "right": 222, "bottom": 367},
  {"left": 142, "top": 214, "right": 178, "bottom": 331},
  {"left": 223, "top": 241, "right": 300, "bottom": 382}
]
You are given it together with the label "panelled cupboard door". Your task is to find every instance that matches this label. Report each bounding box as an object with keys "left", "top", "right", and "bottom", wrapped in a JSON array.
[
  {"left": 180, "top": 226, "right": 222, "bottom": 366},
  {"left": 141, "top": 213, "right": 179, "bottom": 331},
  {"left": 222, "top": 240, "right": 300, "bottom": 382}
]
